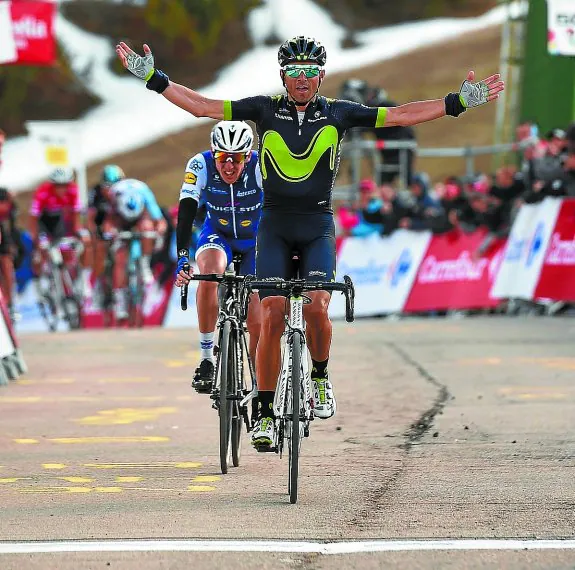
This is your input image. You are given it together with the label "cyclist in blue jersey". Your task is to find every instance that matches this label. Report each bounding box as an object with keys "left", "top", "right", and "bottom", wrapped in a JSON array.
[
  {"left": 174, "top": 121, "right": 262, "bottom": 392},
  {"left": 117, "top": 35, "right": 504, "bottom": 449},
  {"left": 106, "top": 178, "right": 167, "bottom": 320}
]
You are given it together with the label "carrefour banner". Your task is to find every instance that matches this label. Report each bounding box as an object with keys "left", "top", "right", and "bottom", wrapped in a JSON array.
[
  {"left": 547, "top": 0, "right": 575, "bottom": 56},
  {"left": 0, "top": 1, "right": 57, "bottom": 65},
  {"left": 404, "top": 229, "right": 505, "bottom": 312},
  {"left": 329, "top": 230, "right": 431, "bottom": 318},
  {"left": 534, "top": 198, "right": 575, "bottom": 300},
  {"left": 491, "top": 197, "right": 562, "bottom": 300}
]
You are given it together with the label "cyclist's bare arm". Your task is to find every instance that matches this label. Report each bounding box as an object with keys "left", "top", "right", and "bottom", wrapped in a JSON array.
[
  {"left": 163, "top": 83, "right": 225, "bottom": 119},
  {"left": 115, "top": 42, "right": 224, "bottom": 119},
  {"left": 29, "top": 215, "right": 39, "bottom": 243},
  {"left": 385, "top": 99, "right": 446, "bottom": 127}
]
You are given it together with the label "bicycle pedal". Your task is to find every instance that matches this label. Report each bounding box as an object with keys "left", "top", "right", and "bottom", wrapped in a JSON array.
[{"left": 254, "top": 443, "right": 276, "bottom": 453}]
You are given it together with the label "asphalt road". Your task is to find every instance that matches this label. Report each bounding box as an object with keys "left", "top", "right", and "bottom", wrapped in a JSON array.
[{"left": 1, "top": 316, "right": 574, "bottom": 569}]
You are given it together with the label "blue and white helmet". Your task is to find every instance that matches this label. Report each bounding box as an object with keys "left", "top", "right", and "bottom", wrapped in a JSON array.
[{"left": 111, "top": 179, "right": 145, "bottom": 221}]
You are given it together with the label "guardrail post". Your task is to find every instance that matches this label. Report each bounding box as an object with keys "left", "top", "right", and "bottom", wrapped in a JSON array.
[{"left": 465, "top": 147, "right": 475, "bottom": 178}]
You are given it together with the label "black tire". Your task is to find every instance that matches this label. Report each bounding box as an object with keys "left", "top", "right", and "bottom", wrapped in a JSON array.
[
  {"left": 63, "top": 296, "right": 81, "bottom": 330},
  {"left": 231, "top": 331, "right": 243, "bottom": 467},
  {"left": 219, "top": 321, "right": 234, "bottom": 474},
  {"left": 289, "top": 331, "right": 302, "bottom": 504}
]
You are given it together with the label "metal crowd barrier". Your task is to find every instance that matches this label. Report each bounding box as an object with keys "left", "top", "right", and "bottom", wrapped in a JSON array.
[{"left": 335, "top": 138, "right": 532, "bottom": 200}]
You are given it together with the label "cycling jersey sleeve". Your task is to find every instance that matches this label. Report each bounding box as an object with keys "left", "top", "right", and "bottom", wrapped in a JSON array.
[
  {"left": 141, "top": 184, "right": 163, "bottom": 222},
  {"left": 335, "top": 99, "right": 388, "bottom": 130},
  {"left": 223, "top": 96, "right": 270, "bottom": 122},
  {"left": 29, "top": 186, "right": 44, "bottom": 217},
  {"left": 255, "top": 160, "right": 263, "bottom": 190},
  {"left": 179, "top": 153, "right": 207, "bottom": 203},
  {"left": 70, "top": 184, "right": 82, "bottom": 213}
]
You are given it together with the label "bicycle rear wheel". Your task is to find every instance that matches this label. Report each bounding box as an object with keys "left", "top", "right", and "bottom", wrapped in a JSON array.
[
  {"left": 288, "top": 330, "right": 303, "bottom": 504},
  {"left": 219, "top": 320, "right": 234, "bottom": 474}
]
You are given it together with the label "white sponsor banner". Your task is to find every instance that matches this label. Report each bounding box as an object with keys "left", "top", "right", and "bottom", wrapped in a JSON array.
[
  {"left": 547, "top": 0, "right": 575, "bottom": 56},
  {"left": 0, "top": 301, "right": 15, "bottom": 358},
  {"left": 491, "top": 198, "right": 562, "bottom": 300},
  {"left": 0, "top": 1, "right": 17, "bottom": 64},
  {"left": 24, "top": 120, "right": 88, "bottom": 209},
  {"left": 163, "top": 264, "right": 200, "bottom": 329},
  {"left": 329, "top": 230, "right": 432, "bottom": 318}
]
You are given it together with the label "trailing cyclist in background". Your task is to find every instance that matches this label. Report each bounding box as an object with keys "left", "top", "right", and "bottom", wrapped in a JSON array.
[
  {"left": 89, "top": 164, "right": 126, "bottom": 285},
  {"left": 29, "top": 167, "right": 92, "bottom": 300},
  {"left": 174, "top": 120, "right": 262, "bottom": 393},
  {"left": 102, "top": 177, "right": 167, "bottom": 322},
  {"left": 0, "top": 188, "right": 20, "bottom": 322}
]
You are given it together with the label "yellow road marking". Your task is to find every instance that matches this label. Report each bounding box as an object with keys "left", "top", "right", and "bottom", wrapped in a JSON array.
[
  {"left": 162, "top": 360, "right": 190, "bottom": 368},
  {"left": 188, "top": 485, "right": 216, "bottom": 492},
  {"left": 192, "top": 475, "right": 221, "bottom": 483},
  {"left": 15, "top": 378, "right": 75, "bottom": 385},
  {"left": 76, "top": 407, "right": 177, "bottom": 425},
  {"left": 94, "top": 487, "right": 123, "bottom": 493},
  {"left": 84, "top": 461, "right": 201, "bottom": 469},
  {"left": 59, "top": 477, "right": 94, "bottom": 483},
  {"left": 0, "top": 478, "right": 32, "bottom": 483},
  {"left": 43, "top": 464, "right": 66, "bottom": 470},
  {"left": 115, "top": 476, "right": 143, "bottom": 482},
  {"left": 49, "top": 436, "right": 170, "bottom": 444},
  {"left": 98, "top": 377, "right": 151, "bottom": 384},
  {"left": 14, "top": 439, "right": 38, "bottom": 444}
]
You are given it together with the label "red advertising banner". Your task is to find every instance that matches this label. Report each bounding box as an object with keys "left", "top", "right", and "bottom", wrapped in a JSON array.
[
  {"left": 4, "top": 1, "right": 56, "bottom": 65},
  {"left": 403, "top": 229, "right": 506, "bottom": 312},
  {"left": 534, "top": 198, "right": 575, "bottom": 301}
]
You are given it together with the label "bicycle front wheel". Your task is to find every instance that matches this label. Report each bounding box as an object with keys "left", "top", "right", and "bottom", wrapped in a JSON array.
[
  {"left": 231, "top": 329, "right": 243, "bottom": 468},
  {"left": 288, "top": 330, "right": 303, "bottom": 504},
  {"left": 219, "top": 320, "right": 234, "bottom": 474}
]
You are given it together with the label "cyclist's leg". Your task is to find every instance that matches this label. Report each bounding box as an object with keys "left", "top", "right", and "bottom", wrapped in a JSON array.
[
  {"left": 0, "top": 225, "right": 15, "bottom": 313},
  {"left": 112, "top": 219, "right": 130, "bottom": 320},
  {"left": 298, "top": 213, "right": 337, "bottom": 419},
  {"left": 238, "top": 245, "right": 260, "bottom": 369},
  {"left": 192, "top": 228, "right": 230, "bottom": 392},
  {"left": 252, "top": 214, "right": 292, "bottom": 446},
  {"left": 76, "top": 228, "right": 93, "bottom": 297},
  {"left": 137, "top": 212, "right": 155, "bottom": 284}
]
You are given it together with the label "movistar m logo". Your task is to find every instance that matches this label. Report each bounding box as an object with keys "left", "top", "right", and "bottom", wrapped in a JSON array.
[{"left": 260, "top": 126, "right": 338, "bottom": 182}]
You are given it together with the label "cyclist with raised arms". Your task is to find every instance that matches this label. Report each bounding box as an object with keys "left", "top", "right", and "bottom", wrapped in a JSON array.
[
  {"left": 117, "top": 35, "right": 504, "bottom": 448},
  {"left": 174, "top": 120, "right": 262, "bottom": 392}
]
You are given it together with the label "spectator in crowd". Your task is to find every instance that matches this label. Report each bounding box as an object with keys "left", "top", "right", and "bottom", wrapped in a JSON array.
[
  {"left": 365, "top": 87, "right": 417, "bottom": 186},
  {"left": 338, "top": 79, "right": 417, "bottom": 186},
  {"left": 395, "top": 172, "right": 442, "bottom": 231}
]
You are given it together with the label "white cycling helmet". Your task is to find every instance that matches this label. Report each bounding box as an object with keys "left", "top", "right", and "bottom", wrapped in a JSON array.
[
  {"left": 114, "top": 185, "right": 145, "bottom": 222},
  {"left": 49, "top": 167, "right": 75, "bottom": 185},
  {"left": 210, "top": 121, "right": 254, "bottom": 153}
]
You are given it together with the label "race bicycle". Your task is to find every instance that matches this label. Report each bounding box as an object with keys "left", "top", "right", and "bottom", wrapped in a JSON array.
[
  {"left": 240, "top": 274, "right": 355, "bottom": 504},
  {"left": 35, "top": 236, "right": 83, "bottom": 331},
  {"left": 181, "top": 255, "right": 257, "bottom": 474},
  {"left": 100, "top": 230, "right": 155, "bottom": 327}
]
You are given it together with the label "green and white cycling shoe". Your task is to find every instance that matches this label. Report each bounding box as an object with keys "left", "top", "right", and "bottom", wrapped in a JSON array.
[
  {"left": 251, "top": 416, "right": 275, "bottom": 448},
  {"left": 312, "top": 373, "right": 336, "bottom": 419}
]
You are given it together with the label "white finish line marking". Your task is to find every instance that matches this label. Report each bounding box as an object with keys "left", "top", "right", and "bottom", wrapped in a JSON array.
[{"left": 1, "top": 539, "right": 575, "bottom": 555}]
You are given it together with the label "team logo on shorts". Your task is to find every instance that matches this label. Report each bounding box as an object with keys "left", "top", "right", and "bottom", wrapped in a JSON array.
[
  {"left": 218, "top": 218, "right": 229, "bottom": 226},
  {"left": 184, "top": 172, "right": 197, "bottom": 184},
  {"left": 240, "top": 220, "right": 252, "bottom": 227}
]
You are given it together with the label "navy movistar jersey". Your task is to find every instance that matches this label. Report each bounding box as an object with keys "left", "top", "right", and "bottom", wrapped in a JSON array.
[
  {"left": 179, "top": 150, "right": 263, "bottom": 241},
  {"left": 223, "top": 95, "right": 387, "bottom": 214}
]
